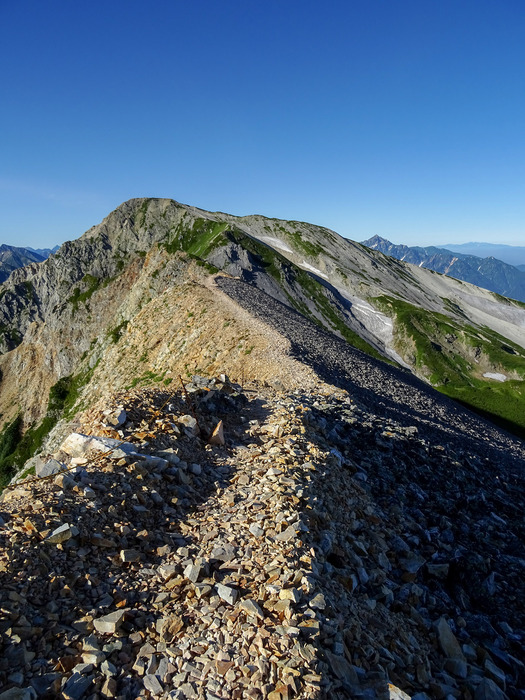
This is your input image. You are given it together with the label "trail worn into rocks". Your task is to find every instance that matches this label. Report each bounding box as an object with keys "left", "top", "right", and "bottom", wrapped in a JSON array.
[{"left": 1, "top": 373, "right": 523, "bottom": 700}]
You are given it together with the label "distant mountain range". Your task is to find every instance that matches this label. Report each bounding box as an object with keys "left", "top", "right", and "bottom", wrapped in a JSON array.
[
  {"left": 362, "top": 235, "right": 525, "bottom": 303},
  {"left": 0, "top": 244, "right": 58, "bottom": 284},
  {"left": 440, "top": 242, "right": 525, "bottom": 267},
  {"left": 26, "top": 245, "right": 60, "bottom": 258}
]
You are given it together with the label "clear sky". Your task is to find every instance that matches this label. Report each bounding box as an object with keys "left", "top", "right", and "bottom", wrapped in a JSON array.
[{"left": 1, "top": 0, "right": 524, "bottom": 249}]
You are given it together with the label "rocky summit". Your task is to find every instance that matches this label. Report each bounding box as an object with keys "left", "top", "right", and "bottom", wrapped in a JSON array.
[{"left": 0, "top": 368, "right": 523, "bottom": 700}]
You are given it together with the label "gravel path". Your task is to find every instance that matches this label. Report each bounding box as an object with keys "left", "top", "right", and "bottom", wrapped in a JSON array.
[{"left": 217, "top": 277, "right": 525, "bottom": 469}]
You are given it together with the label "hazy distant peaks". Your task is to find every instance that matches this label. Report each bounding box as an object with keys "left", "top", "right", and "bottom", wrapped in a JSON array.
[{"left": 439, "top": 241, "right": 525, "bottom": 267}]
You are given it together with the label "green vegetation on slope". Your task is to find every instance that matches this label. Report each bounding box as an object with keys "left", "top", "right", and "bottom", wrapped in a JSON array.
[
  {"left": 490, "top": 290, "right": 525, "bottom": 310},
  {"left": 0, "top": 416, "right": 22, "bottom": 488},
  {"left": 163, "top": 218, "right": 229, "bottom": 258},
  {"left": 293, "top": 268, "right": 390, "bottom": 363},
  {"left": 69, "top": 274, "right": 101, "bottom": 312},
  {"left": 372, "top": 295, "right": 525, "bottom": 437},
  {"left": 0, "top": 365, "right": 98, "bottom": 490},
  {"left": 279, "top": 226, "right": 325, "bottom": 257},
  {"left": 127, "top": 369, "right": 169, "bottom": 389},
  {"left": 439, "top": 380, "right": 525, "bottom": 439},
  {"left": 0, "top": 324, "right": 23, "bottom": 350},
  {"left": 163, "top": 218, "right": 388, "bottom": 362},
  {"left": 108, "top": 320, "right": 129, "bottom": 344}
]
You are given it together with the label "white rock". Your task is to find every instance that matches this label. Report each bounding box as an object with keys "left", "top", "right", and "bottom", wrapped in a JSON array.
[
  {"left": 36, "top": 458, "right": 66, "bottom": 478},
  {"left": 45, "top": 523, "right": 78, "bottom": 544},
  {"left": 249, "top": 523, "right": 264, "bottom": 537},
  {"left": 387, "top": 683, "right": 412, "bottom": 700},
  {"left": 215, "top": 583, "right": 238, "bottom": 605},
  {"left": 143, "top": 674, "right": 163, "bottom": 695},
  {"left": 184, "top": 562, "right": 201, "bottom": 583},
  {"left": 60, "top": 433, "right": 136, "bottom": 458},
  {"left": 104, "top": 409, "right": 127, "bottom": 427}
]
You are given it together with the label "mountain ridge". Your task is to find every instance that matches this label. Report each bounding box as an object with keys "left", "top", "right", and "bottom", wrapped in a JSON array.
[
  {"left": 0, "top": 197, "right": 524, "bottom": 479},
  {"left": 361, "top": 235, "right": 525, "bottom": 303},
  {"left": 440, "top": 242, "right": 525, "bottom": 267},
  {"left": 0, "top": 243, "right": 49, "bottom": 284},
  {"left": 0, "top": 198, "right": 523, "bottom": 699},
  {"left": 1, "top": 372, "right": 523, "bottom": 698}
]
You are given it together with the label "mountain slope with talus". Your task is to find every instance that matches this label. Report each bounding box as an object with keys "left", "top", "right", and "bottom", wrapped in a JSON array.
[
  {"left": 0, "top": 197, "right": 524, "bottom": 485},
  {"left": 0, "top": 198, "right": 523, "bottom": 699},
  {"left": 0, "top": 373, "right": 524, "bottom": 699}
]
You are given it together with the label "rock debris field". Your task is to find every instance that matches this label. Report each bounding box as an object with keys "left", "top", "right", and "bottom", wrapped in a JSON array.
[
  {"left": 216, "top": 277, "right": 524, "bottom": 466},
  {"left": 0, "top": 364, "right": 523, "bottom": 700}
]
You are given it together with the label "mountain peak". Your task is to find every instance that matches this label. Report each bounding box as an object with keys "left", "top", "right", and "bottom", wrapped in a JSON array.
[
  {"left": 361, "top": 234, "right": 391, "bottom": 248},
  {"left": 0, "top": 198, "right": 524, "bottom": 697}
]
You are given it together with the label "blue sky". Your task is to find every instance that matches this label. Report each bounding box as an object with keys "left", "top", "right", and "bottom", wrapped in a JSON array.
[{"left": 1, "top": 1, "right": 524, "bottom": 248}]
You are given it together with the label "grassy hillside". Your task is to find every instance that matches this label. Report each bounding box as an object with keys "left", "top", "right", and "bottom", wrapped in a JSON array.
[{"left": 371, "top": 295, "right": 525, "bottom": 437}]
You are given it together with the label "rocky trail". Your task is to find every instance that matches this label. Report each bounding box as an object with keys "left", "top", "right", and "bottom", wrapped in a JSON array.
[{"left": 1, "top": 369, "right": 524, "bottom": 700}]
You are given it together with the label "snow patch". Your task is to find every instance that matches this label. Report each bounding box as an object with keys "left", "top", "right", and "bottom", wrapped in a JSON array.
[
  {"left": 299, "top": 261, "right": 328, "bottom": 279},
  {"left": 336, "top": 287, "right": 410, "bottom": 367},
  {"left": 483, "top": 372, "right": 507, "bottom": 382},
  {"left": 256, "top": 236, "right": 293, "bottom": 253}
]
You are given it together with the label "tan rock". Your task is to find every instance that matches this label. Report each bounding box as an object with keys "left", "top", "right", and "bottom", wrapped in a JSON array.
[
  {"left": 216, "top": 659, "right": 234, "bottom": 675},
  {"left": 101, "top": 677, "right": 118, "bottom": 698},
  {"left": 209, "top": 420, "right": 225, "bottom": 446},
  {"left": 238, "top": 599, "right": 265, "bottom": 619},
  {"left": 120, "top": 549, "right": 141, "bottom": 562},
  {"left": 160, "top": 615, "right": 184, "bottom": 641}
]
